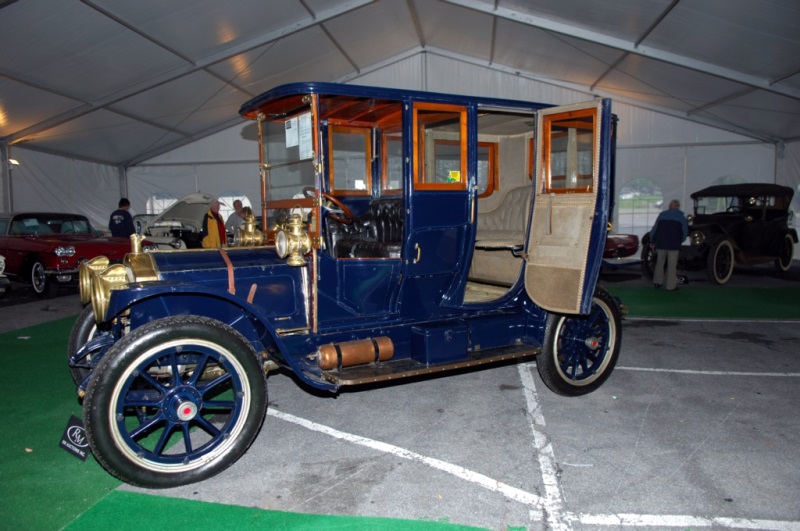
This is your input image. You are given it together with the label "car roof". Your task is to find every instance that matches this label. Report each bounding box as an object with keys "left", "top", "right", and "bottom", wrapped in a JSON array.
[
  {"left": 690, "top": 183, "right": 794, "bottom": 200},
  {"left": 239, "top": 81, "right": 552, "bottom": 121}
]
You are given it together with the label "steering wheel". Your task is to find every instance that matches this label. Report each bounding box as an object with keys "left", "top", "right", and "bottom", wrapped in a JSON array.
[{"left": 302, "top": 187, "right": 354, "bottom": 224}]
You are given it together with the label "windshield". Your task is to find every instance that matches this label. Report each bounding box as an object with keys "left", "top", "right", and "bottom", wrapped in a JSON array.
[
  {"left": 694, "top": 195, "right": 739, "bottom": 215},
  {"left": 262, "top": 113, "right": 316, "bottom": 202},
  {"left": 694, "top": 194, "right": 784, "bottom": 216},
  {"left": 11, "top": 214, "right": 92, "bottom": 235}
]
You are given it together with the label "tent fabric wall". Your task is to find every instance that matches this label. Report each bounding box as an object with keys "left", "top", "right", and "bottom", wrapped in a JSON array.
[
  {"left": 127, "top": 125, "right": 261, "bottom": 214},
  {"left": 781, "top": 141, "right": 800, "bottom": 209},
  {"left": 3, "top": 148, "right": 122, "bottom": 231},
  {"left": 126, "top": 162, "right": 261, "bottom": 215}
]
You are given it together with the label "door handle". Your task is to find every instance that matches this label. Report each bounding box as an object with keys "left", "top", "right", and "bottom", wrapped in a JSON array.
[{"left": 413, "top": 243, "right": 421, "bottom": 264}]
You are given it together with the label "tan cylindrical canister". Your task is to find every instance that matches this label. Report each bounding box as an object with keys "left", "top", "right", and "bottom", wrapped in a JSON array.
[{"left": 318, "top": 337, "right": 394, "bottom": 370}]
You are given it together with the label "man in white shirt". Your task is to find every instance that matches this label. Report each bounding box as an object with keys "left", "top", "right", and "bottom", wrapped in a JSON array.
[{"left": 225, "top": 199, "right": 245, "bottom": 235}]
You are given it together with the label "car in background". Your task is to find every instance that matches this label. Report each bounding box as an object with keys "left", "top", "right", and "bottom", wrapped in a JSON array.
[
  {"left": 0, "top": 254, "right": 9, "bottom": 298},
  {"left": 604, "top": 232, "right": 639, "bottom": 259},
  {"left": 137, "top": 193, "right": 214, "bottom": 250},
  {"left": 131, "top": 213, "right": 156, "bottom": 231},
  {"left": 0, "top": 212, "right": 136, "bottom": 298},
  {"left": 641, "top": 183, "right": 797, "bottom": 284}
]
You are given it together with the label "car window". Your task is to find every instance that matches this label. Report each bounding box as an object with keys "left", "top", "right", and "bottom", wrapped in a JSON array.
[
  {"left": 59, "top": 219, "right": 91, "bottom": 234},
  {"left": 11, "top": 218, "right": 45, "bottom": 235},
  {"left": 412, "top": 102, "right": 467, "bottom": 191},
  {"left": 476, "top": 141, "right": 498, "bottom": 198},
  {"left": 0, "top": 219, "right": 8, "bottom": 235},
  {"left": 541, "top": 108, "right": 596, "bottom": 194},
  {"left": 381, "top": 130, "right": 403, "bottom": 194},
  {"left": 695, "top": 196, "right": 736, "bottom": 214},
  {"left": 329, "top": 125, "right": 371, "bottom": 195}
]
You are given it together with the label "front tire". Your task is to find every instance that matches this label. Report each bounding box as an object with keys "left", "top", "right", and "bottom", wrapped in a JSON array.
[
  {"left": 706, "top": 237, "right": 735, "bottom": 285},
  {"left": 30, "top": 260, "right": 58, "bottom": 298},
  {"left": 83, "top": 315, "right": 267, "bottom": 488},
  {"left": 537, "top": 286, "right": 622, "bottom": 396},
  {"left": 67, "top": 304, "right": 107, "bottom": 385},
  {"left": 775, "top": 233, "right": 794, "bottom": 272}
]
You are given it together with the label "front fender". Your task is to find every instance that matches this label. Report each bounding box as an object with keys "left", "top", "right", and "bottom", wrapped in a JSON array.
[{"left": 102, "top": 285, "right": 338, "bottom": 392}]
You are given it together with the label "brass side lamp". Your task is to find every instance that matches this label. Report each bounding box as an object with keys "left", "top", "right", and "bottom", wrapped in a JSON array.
[{"left": 275, "top": 213, "right": 311, "bottom": 266}]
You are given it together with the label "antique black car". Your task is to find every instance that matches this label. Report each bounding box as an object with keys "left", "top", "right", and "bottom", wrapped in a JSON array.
[
  {"left": 642, "top": 183, "right": 797, "bottom": 284},
  {"left": 69, "top": 82, "right": 622, "bottom": 489}
]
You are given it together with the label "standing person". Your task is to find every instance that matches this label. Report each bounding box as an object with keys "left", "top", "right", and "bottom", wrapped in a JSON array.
[
  {"left": 201, "top": 199, "right": 227, "bottom": 248},
  {"left": 225, "top": 199, "right": 245, "bottom": 235},
  {"left": 649, "top": 199, "right": 689, "bottom": 291},
  {"left": 109, "top": 198, "right": 135, "bottom": 238}
]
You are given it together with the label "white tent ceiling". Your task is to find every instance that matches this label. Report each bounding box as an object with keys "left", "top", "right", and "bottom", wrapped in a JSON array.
[{"left": 2, "top": 0, "right": 799, "bottom": 167}]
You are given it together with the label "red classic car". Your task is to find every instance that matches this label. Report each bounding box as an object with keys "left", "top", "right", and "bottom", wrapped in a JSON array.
[
  {"left": 0, "top": 212, "right": 135, "bottom": 298},
  {"left": 604, "top": 232, "right": 640, "bottom": 259}
]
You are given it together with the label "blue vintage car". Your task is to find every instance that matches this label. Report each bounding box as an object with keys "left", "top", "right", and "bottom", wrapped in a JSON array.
[{"left": 69, "top": 82, "right": 622, "bottom": 488}]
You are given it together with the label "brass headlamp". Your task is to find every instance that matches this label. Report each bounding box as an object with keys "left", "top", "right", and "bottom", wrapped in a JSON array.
[
  {"left": 80, "top": 248, "right": 159, "bottom": 323},
  {"left": 90, "top": 263, "right": 129, "bottom": 323},
  {"left": 275, "top": 213, "right": 311, "bottom": 266},
  {"left": 233, "top": 207, "right": 266, "bottom": 247},
  {"left": 79, "top": 256, "right": 110, "bottom": 305}
]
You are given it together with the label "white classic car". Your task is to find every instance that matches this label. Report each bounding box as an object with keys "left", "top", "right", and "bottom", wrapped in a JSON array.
[
  {"left": 0, "top": 254, "right": 10, "bottom": 298},
  {"left": 137, "top": 193, "right": 215, "bottom": 250}
]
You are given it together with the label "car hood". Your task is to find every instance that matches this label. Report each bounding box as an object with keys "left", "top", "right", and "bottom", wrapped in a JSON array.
[
  {"left": 14, "top": 234, "right": 132, "bottom": 260},
  {"left": 19, "top": 233, "right": 130, "bottom": 246},
  {"left": 140, "top": 192, "right": 215, "bottom": 232}
]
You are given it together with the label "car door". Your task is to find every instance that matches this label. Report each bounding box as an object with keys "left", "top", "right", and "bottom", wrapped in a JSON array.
[
  {"left": 400, "top": 102, "right": 472, "bottom": 315},
  {"left": 524, "top": 100, "right": 613, "bottom": 315}
]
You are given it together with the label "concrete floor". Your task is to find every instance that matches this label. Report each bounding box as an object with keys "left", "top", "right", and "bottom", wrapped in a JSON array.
[{"left": 3, "top": 267, "right": 799, "bottom": 530}]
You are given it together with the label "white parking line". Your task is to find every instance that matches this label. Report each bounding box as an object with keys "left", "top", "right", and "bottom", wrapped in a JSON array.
[
  {"left": 576, "top": 512, "right": 800, "bottom": 530},
  {"left": 625, "top": 317, "right": 800, "bottom": 324},
  {"left": 517, "top": 362, "right": 570, "bottom": 530},
  {"left": 618, "top": 366, "right": 800, "bottom": 377},
  {"left": 267, "top": 408, "right": 543, "bottom": 508}
]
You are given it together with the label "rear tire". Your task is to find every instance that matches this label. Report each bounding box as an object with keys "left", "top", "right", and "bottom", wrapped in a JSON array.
[
  {"left": 537, "top": 286, "right": 621, "bottom": 396},
  {"left": 775, "top": 233, "right": 794, "bottom": 272},
  {"left": 706, "top": 237, "right": 734, "bottom": 285}
]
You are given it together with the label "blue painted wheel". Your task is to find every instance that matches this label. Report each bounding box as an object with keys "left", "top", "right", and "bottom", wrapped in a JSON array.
[
  {"left": 83, "top": 315, "right": 267, "bottom": 488},
  {"left": 537, "top": 286, "right": 621, "bottom": 396}
]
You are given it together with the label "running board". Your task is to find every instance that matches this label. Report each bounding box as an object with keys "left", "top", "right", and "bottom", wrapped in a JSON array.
[{"left": 322, "top": 344, "right": 540, "bottom": 386}]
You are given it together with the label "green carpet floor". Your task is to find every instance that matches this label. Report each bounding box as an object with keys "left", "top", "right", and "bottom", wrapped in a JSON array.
[{"left": 605, "top": 285, "right": 800, "bottom": 319}]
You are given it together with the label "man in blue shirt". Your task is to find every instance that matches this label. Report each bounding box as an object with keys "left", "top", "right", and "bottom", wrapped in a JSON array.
[
  {"left": 109, "top": 198, "right": 135, "bottom": 238},
  {"left": 649, "top": 199, "right": 689, "bottom": 290}
]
